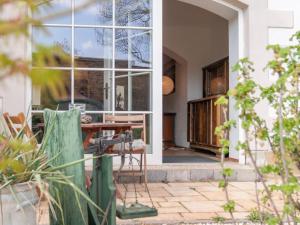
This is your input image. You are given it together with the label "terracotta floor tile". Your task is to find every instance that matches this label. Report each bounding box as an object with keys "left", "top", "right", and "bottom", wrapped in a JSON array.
[
  {"left": 180, "top": 200, "right": 224, "bottom": 213},
  {"left": 38, "top": 181, "right": 285, "bottom": 225},
  {"left": 201, "top": 191, "right": 228, "bottom": 200},
  {"left": 138, "top": 213, "right": 184, "bottom": 222},
  {"left": 216, "top": 212, "right": 250, "bottom": 219},
  {"left": 158, "top": 201, "right": 181, "bottom": 207},
  {"left": 180, "top": 212, "right": 218, "bottom": 220},
  {"left": 139, "top": 190, "right": 172, "bottom": 197},
  {"left": 228, "top": 191, "right": 256, "bottom": 200},
  {"left": 168, "top": 190, "right": 201, "bottom": 197},
  {"left": 165, "top": 195, "right": 207, "bottom": 202},
  {"left": 235, "top": 199, "right": 258, "bottom": 211},
  {"left": 158, "top": 206, "right": 189, "bottom": 213}
]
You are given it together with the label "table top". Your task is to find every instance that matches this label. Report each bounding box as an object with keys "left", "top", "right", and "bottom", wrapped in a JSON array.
[
  {"left": 37, "top": 122, "right": 143, "bottom": 129},
  {"left": 81, "top": 122, "right": 143, "bottom": 129}
]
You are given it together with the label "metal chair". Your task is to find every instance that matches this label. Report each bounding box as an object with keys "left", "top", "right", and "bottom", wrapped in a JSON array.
[{"left": 104, "top": 114, "right": 148, "bottom": 184}]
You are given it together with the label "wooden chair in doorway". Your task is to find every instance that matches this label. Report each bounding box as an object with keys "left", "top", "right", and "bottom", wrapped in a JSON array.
[
  {"left": 104, "top": 114, "right": 148, "bottom": 184},
  {"left": 3, "top": 112, "right": 38, "bottom": 146}
]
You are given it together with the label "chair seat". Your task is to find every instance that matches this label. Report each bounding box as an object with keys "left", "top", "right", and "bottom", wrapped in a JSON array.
[{"left": 112, "top": 139, "right": 145, "bottom": 152}]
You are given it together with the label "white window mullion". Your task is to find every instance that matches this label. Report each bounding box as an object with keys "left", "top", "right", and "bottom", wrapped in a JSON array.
[
  {"left": 112, "top": 0, "right": 116, "bottom": 115},
  {"left": 71, "top": 0, "right": 75, "bottom": 104},
  {"left": 127, "top": 9, "right": 133, "bottom": 111}
]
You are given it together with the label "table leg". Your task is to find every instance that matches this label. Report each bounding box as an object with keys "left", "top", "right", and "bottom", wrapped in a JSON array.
[{"left": 83, "top": 131, "right": 96, "bottom": 150}]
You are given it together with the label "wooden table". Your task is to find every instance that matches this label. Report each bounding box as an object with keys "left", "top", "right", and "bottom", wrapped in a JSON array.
[
  {"left": 81, "top": 123, "right": 142, "bottom": 150},
  {"left": 37, "top": 122, "right": 142, "bottom": 150}
]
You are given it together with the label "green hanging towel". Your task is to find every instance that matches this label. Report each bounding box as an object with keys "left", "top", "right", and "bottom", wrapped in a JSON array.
[{"left": 44, "top": 109, "right": 88, "bottom": 225}]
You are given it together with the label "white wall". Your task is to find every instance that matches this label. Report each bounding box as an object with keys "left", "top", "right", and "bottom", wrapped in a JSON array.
[
  {"left": 0, "top": 3, "right": 30, "bottom": 115},
  {"left": 268, "top": 0, "right": 300, "bottom": 46},
  {"left": 163, "top": 0, "right": 229, "bottom": 147}
]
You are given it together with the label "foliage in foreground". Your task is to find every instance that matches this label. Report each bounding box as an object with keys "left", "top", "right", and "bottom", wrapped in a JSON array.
[
  {"left": 215, "top": 32, "right": 300, "bottom": 225},
  {"left": 0, "top": 116, "right": 102, "bottom": 224},
  {"left": 0, "top": 1, "right": 101, "bottom": 224}
]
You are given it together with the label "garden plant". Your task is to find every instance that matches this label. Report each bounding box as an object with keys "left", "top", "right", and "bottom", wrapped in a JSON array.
[{"left": 216, "top": 31, "right": 300, "bottom": 225}]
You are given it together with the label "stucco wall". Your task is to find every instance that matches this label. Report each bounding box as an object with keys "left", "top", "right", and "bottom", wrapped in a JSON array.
[
  {"left": 0, "top": 3, "right": 30, "bottom": 115},
  {"left": 163, "top": 0, "right": 229, "bottom": 147},
  {"left": 268, "top": 0, "right": 300, "bottom": 46}
]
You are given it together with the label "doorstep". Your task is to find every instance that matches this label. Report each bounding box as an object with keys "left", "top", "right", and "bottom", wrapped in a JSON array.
[{"left": 85, "top": 162, "right": 256, "bottom": 182}]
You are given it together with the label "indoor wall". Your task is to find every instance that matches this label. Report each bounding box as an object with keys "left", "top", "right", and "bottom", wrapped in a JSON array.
[{"left": 163, "top": 0, "right": 229, "bottom": 148}]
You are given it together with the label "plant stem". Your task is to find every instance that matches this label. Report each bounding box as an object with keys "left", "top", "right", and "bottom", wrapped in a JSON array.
[
  {"left": 244, "top": 131, "right": 282, "bottom": 224},
  {"left": 221, "top": 107, "right": 236, "bottom": 224}
]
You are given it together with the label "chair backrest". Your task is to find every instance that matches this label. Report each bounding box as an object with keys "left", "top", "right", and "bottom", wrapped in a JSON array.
[
  {"left": 3, "top": 112, "right": 37, "bottom": 145},
  {"left": 104, "top": 114, "right": 146, "bottom": 142},
  {"left": 0, "top": 114, "right": 12, "bottom": 138}
]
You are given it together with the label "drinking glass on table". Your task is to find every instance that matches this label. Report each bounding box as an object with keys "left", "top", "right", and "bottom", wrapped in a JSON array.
[{"left": 69, "top": 103, "right": 86, "bottom": 114}]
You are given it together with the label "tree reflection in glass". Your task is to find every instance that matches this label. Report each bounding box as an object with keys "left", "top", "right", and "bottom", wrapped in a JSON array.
[
  {"left": 75, "top": 0, "right": 113, "bottom": 25},
  {"left": 115, "top": 29, "right": 151, "bottom": 69},
  {"left": 116, "top": 0, "right": 151, "bottom": 27}
]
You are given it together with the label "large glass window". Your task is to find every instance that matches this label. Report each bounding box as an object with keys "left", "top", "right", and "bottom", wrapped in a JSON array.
[{"left": 31, "top": 0, "right": 153, "bottom": 150}]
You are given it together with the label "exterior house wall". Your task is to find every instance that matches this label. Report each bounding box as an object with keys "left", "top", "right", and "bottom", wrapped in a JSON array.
[
  {"left": 163, "top": 0, "right": 229, "bottom": 147},
  {"left": 241, "top": 0, "right": 297, "bottom": 164},
  {"left": 0, "top": 0, "right": 300, "bottom": 165}
]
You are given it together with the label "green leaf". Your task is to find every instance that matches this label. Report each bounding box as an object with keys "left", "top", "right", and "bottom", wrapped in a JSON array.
[
  {"left": 218, "top": 180, "right": 227, "bottom": 189},
  {"left": 223, "top": 168, "right": 233, "bottom": 177},
  {"left": 223, "top": 200, "right": 235, "bottom": 213},
  {"left": 266, "top": 216, "right": 280, "bottom": 225},
  {"left": 260, "top": 165, "right": 280, "bottom": 175},
  {"left": 215, "top": 96, "right": 228, "bottom": 106},
  {"left": 212, "top": 216, "right": 226, "bottom": 223}
]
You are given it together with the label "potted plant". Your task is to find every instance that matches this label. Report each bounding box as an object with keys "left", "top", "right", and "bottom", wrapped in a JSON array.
[{"left": 0, "top": 117, "right": 99, "bottom": 225}]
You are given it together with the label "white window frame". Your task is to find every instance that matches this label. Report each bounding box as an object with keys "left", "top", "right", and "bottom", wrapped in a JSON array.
[{"left": 30, "top": 0, "right": 159, "bottom": 158}]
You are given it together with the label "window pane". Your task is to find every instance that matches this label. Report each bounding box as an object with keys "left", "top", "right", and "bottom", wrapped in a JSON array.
[
  {"left": 116, "top": 0, "right": 151, "bottom": 27},
  {"left": 115, "top": 72, "right": 151, "bottom": 111},
  {"left": 74, "top": 28, "right": 113, "bottom": 68},
  {"left": 32, "top": 70, "right": 71, "bottom": 110},
  {"left": 34, "top": 0, "right": 72, "bottom": 24},
  {"left": 74, "top": 70, "right": 112, "bottom": 111},
  {"left": 115, "top": 29, "right": 152, "bottom": 69},
  {"left": 75, "top": 0, "right": 113, "bottom": 25},
  {"left": 32, "top": 114, "right": 44, "bottom": 143},
  {"left": 32, "top": 27, "right": 72, "bottom": 67}
]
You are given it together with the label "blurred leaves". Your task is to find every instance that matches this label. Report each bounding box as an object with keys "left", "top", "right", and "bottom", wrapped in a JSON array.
[{"left": 0, "top": 0, "right": 73, "bottom": 101}]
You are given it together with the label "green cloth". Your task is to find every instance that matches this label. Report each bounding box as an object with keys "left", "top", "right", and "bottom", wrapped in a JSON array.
[{"left": 44, "top": 109, "right": 88, "bottom": 225}]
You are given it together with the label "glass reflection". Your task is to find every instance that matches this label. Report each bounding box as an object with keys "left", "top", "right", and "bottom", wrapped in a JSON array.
[
  {"left": 34, "top": 0, "right": 71, "bottom": 24},
  {"left": 74, "top": 28, "right": 113, "bottom": 68},
  {"left": 116, "top": 0, "right": 151, "bottom": 27},
  {"left": 115, "top": 29, "right": 151, "bottom": 69},
  {"left": 115, "top": 71, "right": 151, "bottom": 111},
  {"left": 74, "top": 70, "right": 112, "bottom": 111},
  {"left": 32, "top": 27, "right": 72, "bottom": 67},
  {"left": 31, "top": 70, "right": 71, "bottom": 110},
  {"left": 75, "top": 0, "right": 113, "bottom": 25}
]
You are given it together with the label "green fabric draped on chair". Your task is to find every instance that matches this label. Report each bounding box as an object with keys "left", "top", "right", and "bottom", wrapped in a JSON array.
[{"left": 44, "top": 109, "right": 88, "bottom": 225}]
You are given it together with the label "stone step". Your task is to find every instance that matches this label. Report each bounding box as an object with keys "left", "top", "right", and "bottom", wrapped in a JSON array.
[
  {"left": 86, "top": 162, "right": 256, "bottom": 182},
  {"left": 146, "top": 163, "right": 256, "bottom": 182}
]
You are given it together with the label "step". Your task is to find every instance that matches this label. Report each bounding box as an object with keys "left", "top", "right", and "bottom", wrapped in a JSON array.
[{"left": 86, "top": 162, "right": 256, "bottom": 182}]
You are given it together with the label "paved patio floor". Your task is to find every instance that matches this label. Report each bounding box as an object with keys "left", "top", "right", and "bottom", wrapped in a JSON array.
[{"left": 37, "top": 181, "right": 283, "bottom": 225}]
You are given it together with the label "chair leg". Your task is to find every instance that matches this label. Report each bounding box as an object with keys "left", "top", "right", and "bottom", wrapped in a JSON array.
[
  {"left": 143, "top": 150, "right": 148, "bottom": 184},
  {"left": 139, "top": 153, "right": 143, "bottom": 183}
]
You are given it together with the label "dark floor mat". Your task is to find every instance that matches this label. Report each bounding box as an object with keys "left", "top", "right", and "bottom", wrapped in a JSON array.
[{"left": 163, "top": 155, "right": 217, "bottom": 163}]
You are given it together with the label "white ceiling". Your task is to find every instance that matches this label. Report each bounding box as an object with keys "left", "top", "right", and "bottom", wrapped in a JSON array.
[{"left": 177, "top": 0, "right": 238, "bottom": 21}]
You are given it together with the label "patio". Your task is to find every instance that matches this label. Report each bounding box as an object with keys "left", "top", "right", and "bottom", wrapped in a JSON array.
[{"left": 37, "top": 181, "right": 284, "bottom": 225}]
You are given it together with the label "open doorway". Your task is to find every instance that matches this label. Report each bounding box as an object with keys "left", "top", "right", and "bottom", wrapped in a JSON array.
[{"left": 162, "top": 0, "right": 230, "bottom": 163}]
